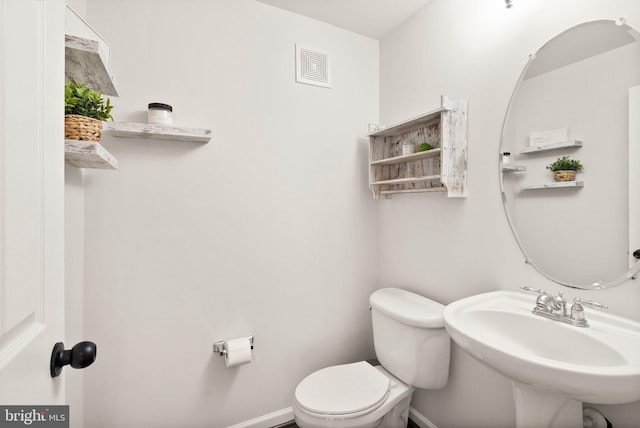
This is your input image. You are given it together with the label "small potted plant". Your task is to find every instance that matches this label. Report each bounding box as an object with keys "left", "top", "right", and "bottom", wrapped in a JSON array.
[
  {"left": 64, "top": 81, "right": 113, "bottom": 142},
  {"left": 546, "top": 156, "right": 583, "bottom": 182},
  {"left": 417, "top": 143, "right": 433, "bottom": 152}
]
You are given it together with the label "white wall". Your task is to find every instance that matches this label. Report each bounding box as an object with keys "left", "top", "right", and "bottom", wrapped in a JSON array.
[
  {"left": 379, "top": 0, "right": 640, "bottom": 427},
  {"left": 81, "top": 1, "right": 379, "bottom": 426}
]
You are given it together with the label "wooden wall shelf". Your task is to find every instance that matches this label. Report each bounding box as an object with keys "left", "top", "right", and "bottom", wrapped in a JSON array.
[
  {"left": 65, "top": 140, "right": 118, "bottom": 170},
  {"left": 503, "top": 164, "right": 527, "bottom": 172},
  {"left": 368, "top": 95, "right": 468, "bottom": 199},
  {"left": 65, "top": 5, "right": 117, "bottom": 96},
  {"left": 103, "top": 122, "right": 212, "bottom": 143},
  {"left": 520, "top": 181, "right": 584, "bottom": 190},
  {"left": 520, "top": 140, "right": 583, "bottom": 154},
  {"left": 370, "top": 148, "right": 441, "bottom": 166},
  {"left": 509, "top": 140, "right": 585, "bottom": 189}
]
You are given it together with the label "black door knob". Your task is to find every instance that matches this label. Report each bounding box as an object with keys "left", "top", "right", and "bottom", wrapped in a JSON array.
[
  {"left": 50, "top": 341, "right": 97, "bottom": 377},
  {"left": 634, "top": 249, "right": 640, "bottom": 259}
]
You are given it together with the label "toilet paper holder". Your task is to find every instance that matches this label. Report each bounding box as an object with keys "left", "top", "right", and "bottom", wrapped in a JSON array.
[{"left": 213, "top": 336, "right": 254, "bottom": 356}]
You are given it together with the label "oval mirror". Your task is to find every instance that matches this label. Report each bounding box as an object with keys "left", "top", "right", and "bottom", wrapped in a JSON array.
[{"left": 500, "top": 19, "right": 640, "bottom": 289}]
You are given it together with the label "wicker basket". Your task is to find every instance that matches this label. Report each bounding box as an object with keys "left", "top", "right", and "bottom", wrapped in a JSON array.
[
  {"left": 553, "top": 170, "right": 576, "bottom": 182},
  {"left": 64, "top": 114, "right": 102, "bottom": 142}
]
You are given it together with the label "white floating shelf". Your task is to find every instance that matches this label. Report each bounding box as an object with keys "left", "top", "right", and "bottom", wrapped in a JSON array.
[
  {"left": 520, "top": 181, "right": 584, "bottom": 190},
  {"left": 103, "top": 122, "right": 212, "bottom": 143},
  {"left": 65, "top": 140, "right": 118, "bottom": 170},
  {"left": 503, "top": 164, "right": 527, "bottom": 172},
  {"left": 520, "top": 140, "right": 583, "bottom": 154}
]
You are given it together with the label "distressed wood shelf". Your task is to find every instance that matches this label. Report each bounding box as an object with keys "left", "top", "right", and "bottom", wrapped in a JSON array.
[
  {"left": 520, "top": 140, "right": 583, "bottom": 154},
  {"left": 520, "top": 181, "right": 584, "bottom": 190},
  {"left": 65, "top": 5, "right": 117, "bottom": 96},
  {"left": 370, "top": 148, "right": 441, "bottom": 166},
  {"left": 368, "top": 95, "right": 467, "bottom": 199},
  {"left": 379, "top": 187, "right": 446, "bottom": 196},
  {"left": 371, "top": 174, "right": 442, "bottom": 186},
  {"left": 65, "top": 140, "right": 118, "bottom": 170},
  {"left": 103, "top": 122, "right": 212, "bottom": 143},
  {"left": 65, "top": 34, "right": 118, "bottom": 97},
  {"left": 369, "top": 108, "right": 448, "bottom": 138}
]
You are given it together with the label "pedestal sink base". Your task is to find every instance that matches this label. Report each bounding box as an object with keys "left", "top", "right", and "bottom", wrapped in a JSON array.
[{"left": 513, "top": 382, "right": 582, "bottom": 428}]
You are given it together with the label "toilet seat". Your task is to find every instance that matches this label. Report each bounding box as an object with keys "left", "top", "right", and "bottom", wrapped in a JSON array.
[{"left": 294, "top": 361, "right": 390, "bottom": 418}]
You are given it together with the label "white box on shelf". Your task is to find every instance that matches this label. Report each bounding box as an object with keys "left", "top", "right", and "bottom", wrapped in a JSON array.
[{"left": 529, "top": 127, "right": 568, "bottom": 147}]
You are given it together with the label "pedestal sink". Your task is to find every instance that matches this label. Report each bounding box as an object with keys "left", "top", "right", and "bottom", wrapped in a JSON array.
[{"left": 443, "top": 290, "right": 640, "bottom": 428}]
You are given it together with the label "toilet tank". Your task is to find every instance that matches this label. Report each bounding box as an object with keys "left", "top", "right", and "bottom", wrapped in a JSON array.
[{"left": 369, "top": 288, "right": 450, "bottom": 389}]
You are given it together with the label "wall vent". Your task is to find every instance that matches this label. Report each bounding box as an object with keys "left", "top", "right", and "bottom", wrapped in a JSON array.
[{"left": 295, "top": 44, "right": 331, "bottom": 88}]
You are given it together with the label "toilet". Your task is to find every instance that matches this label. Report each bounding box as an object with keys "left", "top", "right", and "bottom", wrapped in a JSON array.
[{"left": 293, "top": 288, "right": 451, "bottom": 428}]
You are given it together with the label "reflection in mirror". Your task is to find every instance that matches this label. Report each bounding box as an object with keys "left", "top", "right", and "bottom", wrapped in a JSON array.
[{"left": 500, "top": 20, "right": 640, "bottom": 289}]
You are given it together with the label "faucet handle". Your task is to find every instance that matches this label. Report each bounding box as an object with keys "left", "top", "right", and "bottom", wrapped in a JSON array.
[
  {"left": 553, "top": 291, "right": 567, "bottom": 313},
  {"left": 554, "top": 291, "right": 567, "bottom": 303},
  {"left": 520, "top": 286, "right": 546, "bottom": 295},
  {"left": 573, "top": 297, "right": 608, "bottom": 310}
]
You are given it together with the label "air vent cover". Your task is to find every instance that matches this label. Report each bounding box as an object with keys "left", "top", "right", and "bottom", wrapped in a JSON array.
[{"left": 296, "top": 44, "right": 331, "bottom": 88}]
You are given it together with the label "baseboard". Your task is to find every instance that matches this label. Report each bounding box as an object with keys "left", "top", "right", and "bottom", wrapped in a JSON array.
[
  {"left": 409, "top": 406, "right": 438, "bottom": 428},
  {"left": 227, "top": 407, "right": 294, "bottom": 428}
]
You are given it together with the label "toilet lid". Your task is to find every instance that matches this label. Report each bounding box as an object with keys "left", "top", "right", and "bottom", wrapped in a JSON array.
[{"left": 295, "top": 361, "right": 390, "bottom": 416}]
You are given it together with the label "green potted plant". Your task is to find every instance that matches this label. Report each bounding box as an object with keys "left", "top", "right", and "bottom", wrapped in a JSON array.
[
  {"left": 64, "top": 81, "right": 113, "bottom": 142},
  {"left": 546, "top": 156, "right": 583, "bottom": 182},
  {"left": 417, "top": 143, "right": 433, "bottom": 152}
]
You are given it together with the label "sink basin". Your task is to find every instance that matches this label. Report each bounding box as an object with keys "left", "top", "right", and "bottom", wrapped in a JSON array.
[{"left": 443, "top": 290, "right": 640, "bottom": 427}]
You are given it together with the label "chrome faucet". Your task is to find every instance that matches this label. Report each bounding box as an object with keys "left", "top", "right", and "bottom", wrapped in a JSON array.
[
  {"left": 521, "top": 287, "right": 560, "bottom": 313},
  {"left": 520, "top": 287, "right": 608, "bottom": 327}
]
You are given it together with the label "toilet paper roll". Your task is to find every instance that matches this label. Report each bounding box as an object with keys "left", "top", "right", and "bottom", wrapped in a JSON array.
[{"left": 224, "top": 337, "right": 252, "bottom": 368}]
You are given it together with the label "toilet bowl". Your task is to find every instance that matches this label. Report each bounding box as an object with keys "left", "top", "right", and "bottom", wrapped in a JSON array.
[
  {"left": 293, "top": 288, "right": 451, "bottom": 428},
  {"left": 293, "top": 362, "right": 413, "bottom": 428}
]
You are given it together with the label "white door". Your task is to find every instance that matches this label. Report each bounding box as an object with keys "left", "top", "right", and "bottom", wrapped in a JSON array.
[{"left": 0, "top": 0, "right": 66, "bottom": 405}]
